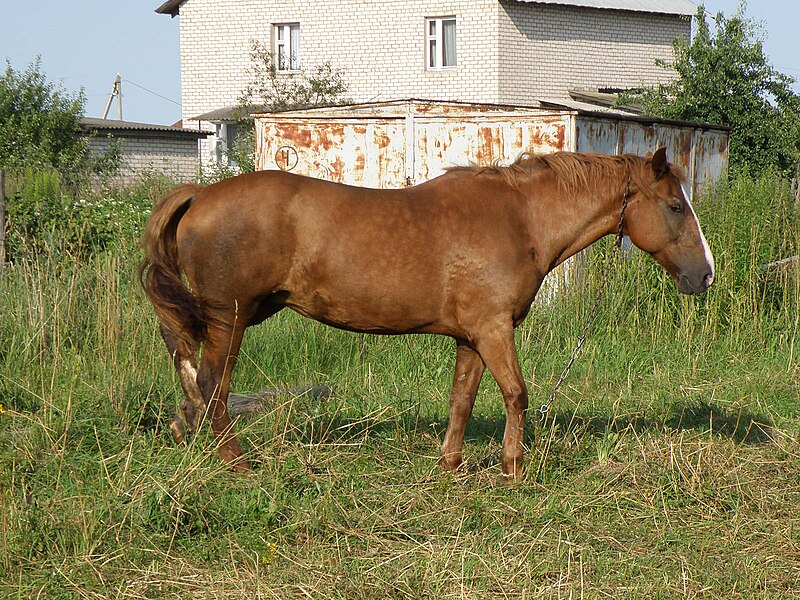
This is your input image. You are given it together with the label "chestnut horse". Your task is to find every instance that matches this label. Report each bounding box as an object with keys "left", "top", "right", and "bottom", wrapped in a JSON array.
[{"left": 140, "top": 148, "right": 714, "bottom": 478}]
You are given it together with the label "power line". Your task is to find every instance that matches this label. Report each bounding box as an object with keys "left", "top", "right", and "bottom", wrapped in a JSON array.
[{"left": 121, "top": 78, "right": 181, "bottom": 106}]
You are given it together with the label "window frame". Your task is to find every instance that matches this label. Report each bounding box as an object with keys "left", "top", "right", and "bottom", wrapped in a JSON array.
[
  {"left": 274, "top": 22, "right": 301, "bottom": 72},
  {"left": 426, "top": 16, "right": 457, "bottom": 70},
  {"left": 214, "top": 122, "right": 240, "bottom": 168}
]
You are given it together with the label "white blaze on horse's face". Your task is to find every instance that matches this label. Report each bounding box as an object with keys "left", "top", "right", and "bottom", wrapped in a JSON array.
[
  {"left": 659, "top": 180, "right": 715, "bottom": 295},
  {"left": 657, "top": 179, "right": 715, "bottom": 295},
  {"left": 681, "top": 183, "right": 715, "bottom": 287}
]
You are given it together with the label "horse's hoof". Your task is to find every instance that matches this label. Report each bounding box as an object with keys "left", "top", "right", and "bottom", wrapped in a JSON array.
[
  {"left": 438, "top": 455, "right": 463, "bottom": 472},
  {"left": 169, "top": 416, "right": 187, "bottom": 445},
  {"left": 496, "top": 472, "right": 520, "bottom": 486},
  {"left": 500, "top": 460, "right": 523, "bottom": 483},
  {"left": 231, "top": 458, "right": 253, "bottom": 474},
  {"left": 180, "top": 403, "right": 205, "bottom": 432}
]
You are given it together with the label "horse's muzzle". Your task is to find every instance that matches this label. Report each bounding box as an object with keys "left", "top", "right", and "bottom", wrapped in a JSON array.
[{"left": 677, "top": 270, "right": 714, "bottom": 295}]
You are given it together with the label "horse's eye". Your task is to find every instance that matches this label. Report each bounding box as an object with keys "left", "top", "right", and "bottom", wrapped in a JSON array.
[{"left": 669, "top": 202, "right": 684, "bottom": 214}]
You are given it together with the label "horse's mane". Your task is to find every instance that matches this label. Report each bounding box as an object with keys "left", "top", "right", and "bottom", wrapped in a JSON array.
[{"left": 447, "top": 151, "right": 685, "bottom": 195}]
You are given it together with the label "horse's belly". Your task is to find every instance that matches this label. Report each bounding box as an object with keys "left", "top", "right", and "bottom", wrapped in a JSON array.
[{"left": 286, "top": 285, "right": 443, "bottom": 335}]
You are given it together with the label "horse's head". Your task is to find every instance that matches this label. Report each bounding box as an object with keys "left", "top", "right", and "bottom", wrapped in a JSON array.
[{"left": 624, "top": 148, "right": 715, "bottom": 295}]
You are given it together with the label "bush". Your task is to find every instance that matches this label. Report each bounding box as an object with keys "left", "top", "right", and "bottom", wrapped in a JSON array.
[
  {"left": 3, "top": 167, "right": 176, "bottom": 261},
  {"left": 0, "top": 59, "right": 88, "bottom": 172}
]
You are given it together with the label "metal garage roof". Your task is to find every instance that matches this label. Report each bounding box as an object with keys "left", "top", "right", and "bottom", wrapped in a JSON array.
[{"left": 81, "top": 118, "right": 210, "bottom": 139}]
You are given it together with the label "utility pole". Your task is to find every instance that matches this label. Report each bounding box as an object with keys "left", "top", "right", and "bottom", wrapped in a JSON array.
[{"left": 102, "top": 74, "right": 123, "bottom": 120}]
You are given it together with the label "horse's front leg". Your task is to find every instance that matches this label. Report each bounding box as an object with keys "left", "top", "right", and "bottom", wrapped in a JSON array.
[
  {"left": 473, "top": 321, "right": 528, "bottom": 480},
  {"left": 439, "top": 340, "right": 485, "bottom": 471}
]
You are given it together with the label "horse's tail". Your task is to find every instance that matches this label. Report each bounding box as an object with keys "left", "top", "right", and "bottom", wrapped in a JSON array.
[{"left": 139, "top": 184, "right": 207, "bottom": 355}]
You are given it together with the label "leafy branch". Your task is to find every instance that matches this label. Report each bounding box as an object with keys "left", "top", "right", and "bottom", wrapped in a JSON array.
[{"left": 239, "top": 40, "right": 351, "bottom": 113}]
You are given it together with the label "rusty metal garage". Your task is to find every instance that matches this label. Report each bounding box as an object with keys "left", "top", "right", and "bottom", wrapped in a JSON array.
[{"left": 255, "top": 99, "right": 728, "bottom": 201}]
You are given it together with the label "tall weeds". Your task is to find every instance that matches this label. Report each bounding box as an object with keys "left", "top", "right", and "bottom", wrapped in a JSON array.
[{"left": 0, "top": 171, "right": 798, "bottom": 597}]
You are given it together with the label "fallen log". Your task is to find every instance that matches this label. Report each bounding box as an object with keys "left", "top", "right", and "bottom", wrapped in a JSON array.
[
  {"left": 169, "top": 385, "right": 332, "bottom": 444},
  {"left": 228, "top": 385, "right": 332, "bottom": 416}
]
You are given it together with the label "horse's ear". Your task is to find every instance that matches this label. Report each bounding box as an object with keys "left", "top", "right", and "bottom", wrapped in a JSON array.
[{"left": 651, "top": 147, "right": 669, "bottom": 179}]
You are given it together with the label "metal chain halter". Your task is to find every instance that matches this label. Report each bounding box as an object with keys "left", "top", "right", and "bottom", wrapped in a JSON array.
[{"left": 537, "top": 173, "right": 632, "bottom": 423}]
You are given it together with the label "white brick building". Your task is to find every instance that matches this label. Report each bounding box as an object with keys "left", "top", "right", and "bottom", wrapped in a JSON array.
[
  {"left": 156, "top": 0, "right": 696, "bottom": 164},
  {"left": 82, "top": 118, "right": 210, "bottom": 183}
]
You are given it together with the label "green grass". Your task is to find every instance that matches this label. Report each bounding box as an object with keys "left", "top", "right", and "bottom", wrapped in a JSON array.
[{"left": 1, "top": 173, "right": 799, "bottom": 598}]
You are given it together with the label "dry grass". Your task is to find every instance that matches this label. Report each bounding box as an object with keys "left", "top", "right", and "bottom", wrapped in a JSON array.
[{"left": 1, "top": 172, "right": 799, "bottom": 598}]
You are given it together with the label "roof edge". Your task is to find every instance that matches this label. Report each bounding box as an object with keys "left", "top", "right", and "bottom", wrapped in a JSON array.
[
  {"left": 538, "top": 99, "right": 729, "bottom": 131},
  {"left": 81, "top": 117, "right": 211, "bottom": 138},
  {"left": 512, "top": 0, "right": 697, "bottom": 17},
  {"left": 247, "top": 98, "right": 728, "bottom": 131},
  {"left": 155, "top": 0, "right": 185, "bottom": 17}
]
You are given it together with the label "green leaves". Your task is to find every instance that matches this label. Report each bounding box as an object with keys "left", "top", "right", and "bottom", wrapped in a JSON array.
[
  {"left": 240, "top": 41, "right": 351, "bottom": 114},
  {"left": 0, "top": 58, "right": 88, "bottom": 172}
]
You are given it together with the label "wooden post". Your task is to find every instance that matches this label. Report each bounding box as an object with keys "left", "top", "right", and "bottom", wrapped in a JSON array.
[
  {"left": 102, "top": 74, "right": 123, "bottom": 121},
  {"left": 0, "top": 168, "right": 5, "bottom": 270}
]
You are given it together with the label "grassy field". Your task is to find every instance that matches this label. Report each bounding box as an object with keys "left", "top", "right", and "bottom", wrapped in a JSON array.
[{"left": 1, "top": 173, "right": 799, "bottom": 598}]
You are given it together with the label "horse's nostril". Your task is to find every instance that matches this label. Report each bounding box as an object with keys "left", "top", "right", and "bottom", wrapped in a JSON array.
[{"left": 704, "top": 272, "right": 714, "bottom": 288}]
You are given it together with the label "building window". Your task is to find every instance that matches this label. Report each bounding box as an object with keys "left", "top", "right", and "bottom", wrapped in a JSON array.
[
  {"left": 215, "top": 122, "right": 241, "bottom": 167},
  {"left": 274, "top": 23, "right": 300, "bottom": 72},
  {"left": 426, "top": 17, "right": 456, "bottom": 69},
  {"left": 224, "top": 122, "right": 240, "bottom": 167}
]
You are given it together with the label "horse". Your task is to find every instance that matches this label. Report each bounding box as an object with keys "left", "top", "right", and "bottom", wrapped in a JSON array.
[{"left": 139, "top": 147, "right": 714, "bottom": 479}]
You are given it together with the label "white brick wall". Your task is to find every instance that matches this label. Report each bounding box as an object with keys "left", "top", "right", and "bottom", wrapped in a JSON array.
[
  {"left": 176, "top": 0, "right": 689, "bottom": 120},
  {"left": 497, "top": 1, "right": 690, "bottom": 103},
  {"left": 88, "top": 135, "right": 201, "bottom": 183}
]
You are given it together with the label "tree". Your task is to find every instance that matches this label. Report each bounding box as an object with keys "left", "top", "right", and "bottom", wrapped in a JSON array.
[
  {"left": 624, "top": 3, "right": 800, "bottom": 175},
  {"left": 240, "top": 40, "right": 351, "bottom": 113},
  {"left": 0, "top": 59, "right": 88, "bottom": 171}
]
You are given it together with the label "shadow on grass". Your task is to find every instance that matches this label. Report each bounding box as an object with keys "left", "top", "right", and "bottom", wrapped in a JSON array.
[
  {"left": 541, "top": 398, "right": 779, "bottom": 445},
  {"left": 152, "top": 386, "right": 781, "bottom": 470},
  {"left": 263, "top": 389, "right": 780, "bottom": 447},
  {"left": 422, "top": 398, "right": 778, "bottom": 448}
]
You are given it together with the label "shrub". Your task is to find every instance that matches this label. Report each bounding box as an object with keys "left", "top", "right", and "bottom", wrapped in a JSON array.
[
  {"left": 0, "top": 59, "right": 88, "bottom": 172},
  {"left": 3, "top": 168, "right": 176, "bottom": 261}
]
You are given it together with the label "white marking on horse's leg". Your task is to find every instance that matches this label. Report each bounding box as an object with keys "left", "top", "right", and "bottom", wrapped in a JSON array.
[
  {"left": 682, "top": 185, "right": 715, "bottom": 281},
  {"left": 181, "top": 358, "right": 198, "bottom": 382},
  {"left": 179, "top": 359, "right": 207, "bottom": 429}
]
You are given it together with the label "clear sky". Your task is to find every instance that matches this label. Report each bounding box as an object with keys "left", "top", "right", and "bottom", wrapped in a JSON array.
[
  {"left": 0, "top": 1, "right": 797, "bottom": 126},
  {"left": 1, "top": 1, "right": 181, "bottom": 125}
]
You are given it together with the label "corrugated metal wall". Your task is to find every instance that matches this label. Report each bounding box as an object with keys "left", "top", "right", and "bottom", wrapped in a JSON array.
[
  {"left": 412, "top": 112, "right": 569, "bottom": 183},
  {"left": 259, "top": 119, "right": 407, "bottom": 188},
  {"left": 575, "top": 116, "right": 729, "bottom": 199},
  {"left": 257, "top": 102, "right": 574, "bottom": 188},
  {"left": 256, "top": 100, "right": 728, "bottom": 200}
]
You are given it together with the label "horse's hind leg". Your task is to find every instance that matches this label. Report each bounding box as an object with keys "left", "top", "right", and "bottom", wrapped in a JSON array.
[
  {"left": 196, "top": 313, "right": 250, "bottom": 472},
  {"left": 440, "top": 340, "right": 485, "bottom": 471},
  {"left": 159, "top": 324, "right": 207, "bottom": 443}
]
